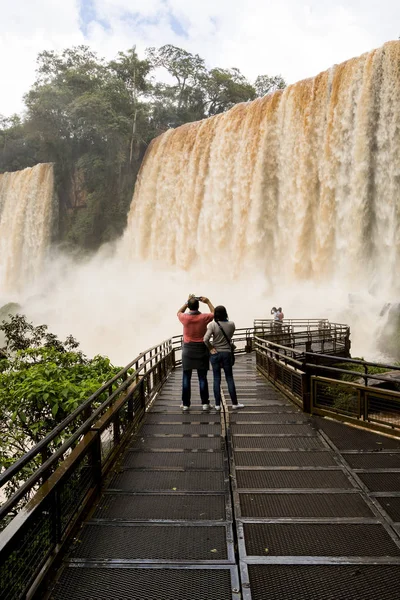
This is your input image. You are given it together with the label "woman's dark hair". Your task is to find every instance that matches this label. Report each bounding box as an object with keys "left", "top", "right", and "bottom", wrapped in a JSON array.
[
  {"left": 214, "top": 305, "right": 228, "bottom": 321},
  {"left": 188, "top": 297, "right": 199, "bottom": 310}
]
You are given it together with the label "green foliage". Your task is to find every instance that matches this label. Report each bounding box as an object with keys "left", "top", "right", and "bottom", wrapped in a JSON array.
[
  {"left": 255, "top": 74, "right": 287, "bottom": 97},
  {"left": 334, "top": 360, "right": 392, "bottom": 383},
  {"left": 202, "top": 67, "right": 256, "bottom": 115},
  {"left": 0, "top": 315, "right": 123, "bottom": 487}
]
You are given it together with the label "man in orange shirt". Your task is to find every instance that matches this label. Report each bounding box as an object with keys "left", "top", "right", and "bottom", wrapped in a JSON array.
[{"left": 177, "top": 295, "right": 215, "bottom": 411}]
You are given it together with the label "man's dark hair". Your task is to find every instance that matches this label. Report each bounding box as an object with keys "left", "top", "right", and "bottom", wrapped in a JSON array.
[
  {"left": 188, "top": 298, "right": 199, "bottom": 311},
  {"left": 214, "top": 305, "right": 228, "bottom": 321}
]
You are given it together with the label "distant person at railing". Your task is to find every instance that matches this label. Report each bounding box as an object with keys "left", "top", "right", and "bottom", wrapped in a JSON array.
[
  {"left": 271, "top": 306, "right": 283, "bottom": 331},
  {"left": 177, "top": 295, "right": 215, "bottom": 412},
  {"left": 204, "top": 305, "right": 244, "bottom": 411}
]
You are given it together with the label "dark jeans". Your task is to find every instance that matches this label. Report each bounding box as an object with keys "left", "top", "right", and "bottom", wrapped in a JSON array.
[
  {"left": 210, "top": 352, "right": 237, "bottom": 406},
  {"left": 182, "top": 369, "right": 209, "bottom": 407}
]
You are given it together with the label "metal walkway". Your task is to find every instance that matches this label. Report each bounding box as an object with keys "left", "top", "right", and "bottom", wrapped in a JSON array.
[{"left": 49, "top": 355, "right": 400, "bottom": 600}]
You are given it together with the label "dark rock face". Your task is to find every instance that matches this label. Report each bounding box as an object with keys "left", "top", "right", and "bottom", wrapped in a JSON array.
[{"left": 377, "top": 303, "right": 400, "bottom": 362}]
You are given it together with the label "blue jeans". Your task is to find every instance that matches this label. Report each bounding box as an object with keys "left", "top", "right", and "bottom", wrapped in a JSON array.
[
  {"left": 182, "top": 369, "right": 209, "bottom": 407},
  {"left": 210, "top": 352, "right": 237, "bottom": 406}
]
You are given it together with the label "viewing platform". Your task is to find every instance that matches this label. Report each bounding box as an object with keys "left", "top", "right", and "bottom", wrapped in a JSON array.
[{"left": 2, "top": 321, "right": 400, "bottom": 599}]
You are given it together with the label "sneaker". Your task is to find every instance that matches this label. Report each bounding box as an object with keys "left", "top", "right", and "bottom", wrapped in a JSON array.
[
  {"left": 232, "top": 403, "right": 245, "bottom": 409},
  {"left": 180, "top": 404, "right": 190, "bottom": 412},
  {"left": 215, "top": 405, "right": 221, "bottom": 411},
  {"left": 202, "top": 403, "right": 211, "bottom": 411}
]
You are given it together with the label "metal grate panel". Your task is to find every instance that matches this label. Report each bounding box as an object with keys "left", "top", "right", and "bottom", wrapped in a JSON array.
[
  {"left": 123, "top": 451, "right": 224, "bottom": 469},
  {"left": 230, "top": 414, "right": 307, "bottom": 424},
  {"left": 247, "top": 564, "right": 400, "bottom": 600},
  {"left": 236, "top": 470, "right": 352, "bottom": 489},
  {"left": 243, "top": 522, "right": 400, "bottom": 556},
  {"left": 71, "top": 524, "right": 228, "bottom": 560},
  {"left": 145, "top": 414, "right": 221, "bottom": 423},
  {"left": 234, "top": 451, "right": 336, "bottom": 467},
  {"left": 357, "top": 472, "right": 400, "bottom": 492},
  {"left": 343, "top": 453, "right": 400, "bottom": 469},
  {"left": 0, "top": 499, "right": 53, "bottom": 600},
  {"left": 130, "top": 437, "right": 221, "bottom": 449},
  {"left": 314, "top": 417, "right": 400, "bottom": 450},
  {"left": 228, "top": 406, "right": 297, "bottom": 413},
  {"left": 150, "top": 406, "right": 214, "bottom": 413},
  {"left": 109, "top": 470, "right": 226, "bottom": 491},
  {"left": 376, "top": 497, "right": 400, "bottom": 522},
  {"left": 229, "top": 407, "right": 298, "bottom": 415},
  {"left": 239, "top": 492, "right": 373, "bottom": 518},
  {"left": 233, "top": 437, "right": 324, "bottom": 449},
  {"left": 51, "top": 566, "right": 235, "bottom": 600},
  {"left": 231, "top": 424, "right": 315, "bottom": 435},
  {"left": 140, "top": 424, "right": 220, "bottom": 435},
  {"left": 93, "top": 493, "right": 226, "bottom": 521}
]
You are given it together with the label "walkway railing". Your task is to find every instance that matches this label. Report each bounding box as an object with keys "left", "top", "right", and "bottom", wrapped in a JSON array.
[
  {"left": 254, "top": 319, "right": 351, "bottom": 356},
  {"left": 255, "top": 336, "right": 400, "bottom": 436},
  {"left": 0, "top": 338, "right": 174, "bottom": 600},
  {"left": 309, "top": 354, "right": 400, "bottom": 435},
  {"left": 2, "top": 318, "right": 399, "bottom": 600}
]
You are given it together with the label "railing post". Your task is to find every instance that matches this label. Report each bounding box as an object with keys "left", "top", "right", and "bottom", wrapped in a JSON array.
[
  {"left": 302, "top": 354, "right": 312, "bottom": 413},
  {"left": 345, "top": 328, "right": 351, "bottom": 357},
  {"left": 53, "top": 487, "right": 62, "bottom": 545},
  {"left": 140, "top": 378, "right": 146, "bottom": 411},
  {"left": 90, "top": 432, "right": 102, "bottom": 493},
  {"left": 113, "top": 413, "right": 120, "bottom": 446},
  {"left": 361, "top": 389, "right": 368, "bottom": 421}
]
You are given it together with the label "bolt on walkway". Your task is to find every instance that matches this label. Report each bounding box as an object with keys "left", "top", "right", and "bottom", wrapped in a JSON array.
[{"left": 50, "top": 355, "right": 400, "bottom": 600}]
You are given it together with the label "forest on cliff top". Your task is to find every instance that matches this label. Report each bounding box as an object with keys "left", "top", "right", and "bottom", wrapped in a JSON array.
[{"left": 0, "top": 45, "right": 285, "bottom": 251}]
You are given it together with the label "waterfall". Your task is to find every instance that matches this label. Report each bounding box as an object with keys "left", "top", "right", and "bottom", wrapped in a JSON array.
[
  {"left": 0, "top": 163, "right": 55, "bottom": 293},
  {"left": 122, "top": 41, "right": 400, "bottom": 299}
]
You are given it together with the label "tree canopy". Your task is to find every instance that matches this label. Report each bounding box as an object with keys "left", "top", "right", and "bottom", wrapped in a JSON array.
[
  {"left": 0, "top": 314, "right": 123, "bottom": 498},
  {"left": 0, "top": 44, "right": 286, "bottom": 251}
]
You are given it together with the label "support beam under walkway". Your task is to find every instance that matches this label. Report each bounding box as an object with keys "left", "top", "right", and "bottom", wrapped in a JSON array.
[{"left": 49, "top": 355, "right": 400, "bottom": 600}]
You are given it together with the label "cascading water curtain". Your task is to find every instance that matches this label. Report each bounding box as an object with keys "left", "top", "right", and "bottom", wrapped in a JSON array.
[
  {"left": 122, "top": 41, "right": 400, "bottom": 299},
  {"left": 0, "top": 163, "right": 55, "bottom": 293}
]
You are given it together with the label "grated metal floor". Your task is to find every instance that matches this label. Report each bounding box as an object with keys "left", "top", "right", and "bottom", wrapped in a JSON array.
[{"left": 49, "top": 354, "right": 400, "bottom": 600}]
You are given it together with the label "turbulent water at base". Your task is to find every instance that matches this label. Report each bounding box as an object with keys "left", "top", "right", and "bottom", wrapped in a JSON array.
[
  {"left": 0, "top": 163, "right": 55, "bottom": 292},
  {"left": 122, "top": 41, "right": 400, "bottom": 301}
]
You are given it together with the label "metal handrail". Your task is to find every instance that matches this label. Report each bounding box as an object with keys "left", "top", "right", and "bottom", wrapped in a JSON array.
[
  {"left": 307, "top": 351, "right": 400, "bottom": 372},
  {"left": 0, "top": 338, "right": 173, "bottom": 513},
  {"left": 0, "top": 323, "right": 343, "bottom": 503}
]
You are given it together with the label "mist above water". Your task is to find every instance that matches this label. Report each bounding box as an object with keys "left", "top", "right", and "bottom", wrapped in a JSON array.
[{"left": 0, "top": 246, "right": 392, "bottom": 366}]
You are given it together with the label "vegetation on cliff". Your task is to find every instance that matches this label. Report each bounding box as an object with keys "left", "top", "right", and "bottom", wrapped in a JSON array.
[{"left": 0, "top": 44, "right": 285, "bottom": 251}]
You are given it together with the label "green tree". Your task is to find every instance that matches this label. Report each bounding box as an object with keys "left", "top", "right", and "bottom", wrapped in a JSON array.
[
  {"left": 0, "top": 114, "right": 38, "bottom": 172},
  {"left": 23, "top": 46, "right": 142, "bottom": 248},
  {"left": 0, "top": 315, "right": 123, "bottom": 492},
  {"left": 254, "top": 74, "right": 286, "bottom": 97},
  {"left": 202, "top": 67, "right": 256, "bottom": 115},
  {"left": 146, "top": 44, "right": 206, "bottom": 111},
  {"left": 109, "top": 47, "right": 151, "bottom": 163}
]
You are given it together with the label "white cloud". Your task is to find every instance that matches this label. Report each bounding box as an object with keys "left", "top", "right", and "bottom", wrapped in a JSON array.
[
  {"left": 0, "top": 0, "right": 399, "bottom": 116},
  {"left": 0, "top": 0, "right": 84, "bottom": 116}
]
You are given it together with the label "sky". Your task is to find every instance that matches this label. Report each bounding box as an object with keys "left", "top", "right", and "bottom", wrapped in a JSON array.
[{"left": 0, "top": 0, "right": 399, "bottom": 117}]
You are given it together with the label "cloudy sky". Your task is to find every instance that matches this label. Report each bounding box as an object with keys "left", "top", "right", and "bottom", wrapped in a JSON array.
[{"left": 1, "top": 0, "right": 399, "bottom": 117}]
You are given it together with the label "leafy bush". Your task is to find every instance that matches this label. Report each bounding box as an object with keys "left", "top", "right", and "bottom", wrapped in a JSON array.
[{"left": 0, "top": 315, "right": 123, "bottom": 483}]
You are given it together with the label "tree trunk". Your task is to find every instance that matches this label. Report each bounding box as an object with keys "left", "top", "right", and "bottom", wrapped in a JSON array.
[{"left": 129, "top": 108, "right": 137, "bottom": 165}]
